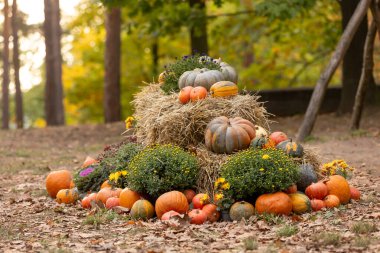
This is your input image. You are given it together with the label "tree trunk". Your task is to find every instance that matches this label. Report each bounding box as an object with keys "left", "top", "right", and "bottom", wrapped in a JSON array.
[
  {"left": 241, "top": 0, "right": 254, "bottom": 67},
  {"left": 104, "top": 7, "right": 121, "bottom": 123},
  {"left": 152, "top": 38, "right": 159, "bottom": 77},
  {"left": 12, "top": 0, "right": 24, "bottom": 129},
  {"left": 338, "top": 0, "right": 371, "bottom": 114},
  {"left": 189, "top": 0, "right": 208, "bottom": 55},
  {"left": 43, "top": 0, "right": 65, "bottom": 126},
  {"left": 2, "top": 0, "right": 10, "bottom": 129}
]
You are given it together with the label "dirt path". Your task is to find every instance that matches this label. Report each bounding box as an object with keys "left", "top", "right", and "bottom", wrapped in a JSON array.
[{"left": 0, "top": 109, "right": 379, "bottom": 252}]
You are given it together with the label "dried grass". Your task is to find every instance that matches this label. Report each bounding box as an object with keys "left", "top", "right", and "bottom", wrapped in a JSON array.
[{"left": 132, "top": 83, "right": 271, "bottom": 148}]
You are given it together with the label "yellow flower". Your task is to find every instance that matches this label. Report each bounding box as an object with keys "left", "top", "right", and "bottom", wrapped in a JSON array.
[
  {"left": 262, "top": 154, "right": 270, "bottom": 160},
  {"left": 109, "top": 173, "right": 115, "bottom": 181},
  {"left": 259, "top": 168, "right": 265, "bottom": 171},
  {"left": 200, "top": 194, "right": 209, "bottom": 204},
  {"left": 221, "top": 182, "right": 230, "bottom": 190},
  {"left": 217, "top": 178, "right": 226, "bottom": 184},
  {"left": 121, "top": 170, "right": 127, "bottom": 176},
  {"left": 114, "top": 173, "right": 120, "bottom": 182},
  {"left": 215, "top": 193, "right": 224, "bottom": 201},
  {"left": 125, "top": 116, "right": 135, "bottom": 129}
]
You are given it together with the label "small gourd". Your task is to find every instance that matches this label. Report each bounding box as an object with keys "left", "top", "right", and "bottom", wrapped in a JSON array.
[{"left": 276, "top": 139, "right": 304, "bottom": 158}]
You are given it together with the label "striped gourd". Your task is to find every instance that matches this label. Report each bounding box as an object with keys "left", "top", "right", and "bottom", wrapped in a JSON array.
[{"left": 210, "top": 81, "right": 238, "bottom": 98}]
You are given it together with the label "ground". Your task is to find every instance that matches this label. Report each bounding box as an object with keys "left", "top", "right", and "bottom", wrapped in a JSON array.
[{"left": 0, "top": 108, "right": 379, "bottom": 253}]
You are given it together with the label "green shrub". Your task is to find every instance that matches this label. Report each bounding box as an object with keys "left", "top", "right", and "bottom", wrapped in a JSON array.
[
  {"left": 126, "top": 144, "right": 199, "bottom": 198},
  {"left": 221, "top": 148, "right": 299, "bottom": 199},
  {"left": 161, "top": 54, "right": 221, "bottom": 93}
]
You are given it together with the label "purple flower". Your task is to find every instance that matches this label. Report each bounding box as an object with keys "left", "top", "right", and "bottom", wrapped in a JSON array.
[{"left": 79, "top": 167, "right": 94, "bottom": 177}]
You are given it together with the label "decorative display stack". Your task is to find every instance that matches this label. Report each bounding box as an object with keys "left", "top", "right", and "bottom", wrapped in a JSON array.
[{"left": 45, "top": 55, "right": 360, "bottom": 224}]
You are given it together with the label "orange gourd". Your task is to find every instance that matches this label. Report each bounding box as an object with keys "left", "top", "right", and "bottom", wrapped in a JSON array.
[
  {"left": 179, "top": 86, "right": 193, "bottom": 104},
  {"left": 96, "top": 187, "right": 121, "bottom": 204},
  {"left": 46, "top": 170, "right": 73, "bottom": 198},
  {"left": 190, "top": 86, "right": 207, "bottom": 102},
  {"left": 202, "top": 204, "right": 220, "bottom": 222},
  {"left": 324, "top": 195, "right": 340, "bottom": 208},
  {"left": 82, "top": 156, "right": 97, "bottom": 168},
  {"left": 161, "top": 210, "right": 181, "bottom": 221},
  {"left": 269, "top": 131, "right": 288, "bottom": 145},
  {"left": 192, "top": 193, "right": 209, "bottom": 209},
  {"left": 119, "top": 188, "right": 141, "bottom": 209},
  {"left": 101, "top": 180, "right": 112, "bottom": 189},
  {"left": 131, "top": 200, "right": 155, "bottom": 220},
  {"left": 255, "top": 192, "right": 292, "bottom": 216},
  {"left": 305, "top": 182, "right": 328, "bottom": 200},
  {"left": 350, "top": 186, "right": 361, "bottom": 200},
  {"left": 155, "top": 191, "right": 189, "bottom": 219},
  {"left": 56, "top": 188, "right": 79, "bottom": 204},
  {"left": 106, "top": 197, "right": 120, "bottom": 209},
  {"left": 325, "top": 175, "right": 351, "bottom": 204},
  {"left": 188, "top": 209, "right": 207, "bottom": 225},
  {"left": 310, "top": 199, "right": 326, "bottom": 211},
  {"left": 81, "top": 193, "right": 97, "bottom": 209},
  {"left": 183, "top": 189, "right": 196, "bottom": 204},
  {"left": 284, "top": 184, "right": 297, "bottom": 194}
]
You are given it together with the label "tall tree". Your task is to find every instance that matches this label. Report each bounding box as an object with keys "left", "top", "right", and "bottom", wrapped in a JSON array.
[
  {"left": 12, "top": 0, "right": 24, "bottom": 129},
  {"left": 2, "top": 0, "right": 10, "bottom": 129},
  {"left": 104, "top": 7, "right": 121, "bottom": 122},
  {"left": 189, "top": 0, "right": 208, "bottom": 54},
  {"left": 44, "top": 0, "right": 65, "bottom": 126}
]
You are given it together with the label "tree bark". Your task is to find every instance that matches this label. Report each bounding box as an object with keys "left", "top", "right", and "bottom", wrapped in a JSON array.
[
  {"left": 43, "top": 0, "right": 65, "bottom": 126},
  {"left": 350, "top": 21, "right": 376, "bottom": 130},
  {"left": 152, "top": 38, "right": 159, "bottom": 77},
  {"left": 12, "top": 0, "right": 24, "bottom": 129},
  {"left": 2, "top": 0, "right": 10, "bottom": 129},
  {"left": 297, "top": 0, "right": 371, "bottom": 142},
  {"left": 189, "top": 0, "right": 208, "bottom": 55},
  {"left": 104, "top": 7, "right": 121, "bottom": 123}
]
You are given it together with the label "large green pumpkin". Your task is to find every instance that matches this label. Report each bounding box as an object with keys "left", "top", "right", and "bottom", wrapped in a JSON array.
[
  {"left": 289, "top": 192, "right": 311, "bottom": 214},
  {"left": 296, "top": 164, "right": 318, "bottom": 191},
  {"left": 229, "top": 201, "right": 255, "bottom": 221},
  {"left": 178, "top": 68, "right": 224, "bottom": 90},
  {"left": 130, "top": 200, "right": 155, "bottom": 220},
  {"left": 276, "top": 139, "right": 304, "bottom": 158}
]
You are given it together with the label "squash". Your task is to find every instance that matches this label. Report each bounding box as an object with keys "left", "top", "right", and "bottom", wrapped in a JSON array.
[
  {"left": 219, "top": 61, "right": 238, "bottom": 83},
  {"left": 205, "top": 116, "right": 256, "bottom": 154},
  {"left": 310, "top": 199, "right": 326, "bottom": 211},
  {"left": 106, "top": 197, "right": 120, "bottom": 209},
  {"left": 188, "top": 209, "right": 208, "bottom": 225},
  {"left": 276, "top": 139, "right": 304, "bottom": 158},
  {"left": 255, "top": 192, "right": 292, "bottom": 216},
  {"left": 250, "top": 136, "right": 268, "bottom": 149},
  {"left": 161, "top": 210, "right": 181, "bottom": 221},
  {"left": 324, "top": 195, "right": 340, "bottom": 208},
  {"left": 192, "top": 193, "right": 209, "bottom": 209},
  {"left": 56, "top": 188, "right": 79, "bottom": 204},
  {"left": 284, "top": 184, "right": 297, "bottom": 194},
  {"left": 81, "top": 193, "right": 97, "bottom": 209},
  {"left": 202, "top": 204, "right": 220, "bottom": 222},
  {"left": 131, "top": 200, "right": 155, "bottom": 220},
  {"left": 81, "top": 156, "right": 97, "bottom": 168},
  {"left": 119, "top": 188, "right": 141, "bottom": 209},
  {"left": 305, "top": 182, "right": 328, "bottom": 200},
  {"left": 269, "top": 131, "right": 288, "bottom": 145},
  {"left": 210, "top": 81, "right": 238, "bottom": 98},
  {"left": 178, "top": 68, "right": 224, "bottom": 90},
  {"left": 229, "top": 201, "right": 255, "bottom": 221},
  {"left": 190, "top": 86, "right": 208, "bottom": 102},
  {"left": 96, "top": 187, "right": 121, "bottom": 204},
  {"left": 255, "top": 125, "right": 268, "bottom": 138},
  {"left": 350, "top": 186, "right": 360, "bottom": 200},
  {"left": 46, "top": 170, "right": 73, "bottom": 198},
  {"left": 289, "top": 192, "right": 311, "bottom": 214},
  {"left": 101, "top": 180, "right": 112, "bottom": 189},
  {"left": 155, "top": 191, "right": 189, "bottom": 219},
  {"left": 325, "top": 175, "right": 351, "bottom": 204},
  {"left": 296, "top": 164, "right": 318, "bottom": 192},
  {"left": 179, "top": 86, "right": 193, "bottom": 104},
  {"left": 183, "top": 189, "right": 196, "bottom": 204}
]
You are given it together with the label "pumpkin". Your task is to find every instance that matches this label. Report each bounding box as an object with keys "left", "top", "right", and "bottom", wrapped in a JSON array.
[
  {"left": 81, "top": 193, "right": 97, "bottom": 209},
  {"left": 158, "top": 71, "right": 166, "bottom": 84},
  {"left": 219, "top": 61, "right": 238, "bottom": 83},
  {"left": 229, "top": 201, "right": 255, "bottom": 221},
  {"left": 96, "top": 187, "right": 121, "bottom": 204},
  {"left": 325, "top": 175, "right": 351, "bottom": 204},
  {"left": 131, "top": 200, "right": 155, "bottom": 220},
  {"left": 190, "top": 86, "right": 208, "bottom": 102},
  {"left": 296, "top": 164, "right": 318, "bottom": 191},
  {"left": 155, "top": 191, "right": 189, "bottom": 219},
  {"left": 255, "top": 192, "right": 292, "bottom": 216},
  {"left": 305, "top": 182, "right": 328, "bottom": 200},
  {"left": 101, "top": 180, "right": 112, "bottom": 189},
  {"left": 202, "top": 204, "right": 220, "bottom": 222},
  {"left": 255, "top": 125, "right": 268, "bottom": 138},
  {"left": 284, "top": 184, "right": 297, "bottom": 194},
  {"left": 310, "top": 199, "right": 326, "bottom": 211},
  {"left": 205, "top": 116, "right": 256, "bottom": 154},
  {"left": 276, "top": 139, "right": 304, "bottom": 158},
  {"left": 324, "top": 195, "right": 340, "bottom": 208},
  {"left": 250, "top": 136, "right": 268, "bottom": 149},
  {"left": 350, "top": 186, "right": 360, "bottom": 200},
  {"left": 210, "top": 81, "right": 238, "bottom": 98},
  {"left": 179, "top": 86, "right": 193, "bottom": 104},
  {"left": 178, "top": 68, "right": 224, "bottom": 90},
  {"left": 161, "top": 210, "right": 181, "bottom": 221},
  {"left": 269, "top": 131, "right": 288, "bottom": 145},
  {"left": 56, "top": 188, "right": 79, "bottom": 204},
  {"left": 106, "top": 197, "right": 120, "bottom": 209},
  {"left": 82, "top": 156, "right": 97, "bottom": 168},
  {"left": 192, "top": 193, "right": 209, "bottom": 209},
  {"left": 188, "top": 209, "right": 207, "bottom": 225},
  {"left": 46, "top": 170, "right": 73, "bottom": 198},
  {"left": 183, "top": 189, "right": 196, "bottom": 204},
  {"left": 69, "top": 181, "right": 75, "bottom": 188},
  {"left": 289, "top": 192, "right": 311, "bottom": 214},
  {"left": 119, "top": 188, "right": 141, "bottom": 209}
]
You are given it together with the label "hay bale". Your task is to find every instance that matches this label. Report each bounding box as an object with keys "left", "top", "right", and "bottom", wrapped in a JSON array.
[{"left": 132, "top": 83, "right": 271, "bottom": 148}]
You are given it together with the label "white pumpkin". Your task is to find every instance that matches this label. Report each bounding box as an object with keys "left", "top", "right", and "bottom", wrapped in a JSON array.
[
  {"left": 178, "top": 68, "right": 224, "bottom": 90},
  {"left": 220, "top": 62, "right": 238, "bottom": 83},
  {"left": 255, "top": 125, "right": 268, "bottom": 138}
]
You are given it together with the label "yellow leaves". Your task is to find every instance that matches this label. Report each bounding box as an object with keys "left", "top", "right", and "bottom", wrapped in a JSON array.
[
  {"left": 214, "top": 178, "right": 230, "bottom": 191},
  {"left": 262, "top": 154, "right": 270, "bottom": 160},
  {"left": 109, "top": 170, "right": 127, "bottom": 182},
  {"left": 321, "top": 159, "right": 354, "bottom": 176},
  {"left": 215, "top": 193, "right": 224, "bottom": 201}
]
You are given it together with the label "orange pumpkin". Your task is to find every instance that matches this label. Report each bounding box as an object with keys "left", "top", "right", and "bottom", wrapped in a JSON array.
[
  {"left": 119, "top": 188, "right": 141, "bottom": 209},
  {"left": 101, "top": 180, "right": 112, "bottom": 189},
  {"left": 179, "top": 86, "right": 193, "bottom": 104},
  {"left": 284, "top": 184, "right": 297, "bottom": 194},
  {"left": 46, "top": 170, "right": 73, "bottom": 198},
  {"left": 82, "top": 156, "right": 97, "bottom": 168},
  {"left": 96, "top": 187, "right": 120, "bottom": 204},
  {"left": 190, "top": 86, "right": 207, "bottom": 102},
  {"left": 56, "top": 188, "right": 79, "bottom": 204},
  {"left": 325, "top": 175, "right": 351, "bottom": 204},
  {"left": 305, "top": 182, "right": 328, "bottom": 200},
  {"left": 183, "top": 189, "right": 196, "bottom": 204},
  {"left": 202, "top": 204, "right": 220, "bottom": 222},
  {"left": 192, "top": 193, "right": 209, "bottom": 209},
  {"left": 69, "top": 181, "right": 75, "bottom": 188},
  {"left": 155, "top": 191, "right": 189, "bottom": 219},
  {"left": 350, "top": 186, "right": 361, "bottom": 200},
  {"left": 161, "top": 210, "right": 181, "bottom": 221},
  {"left": 106, "top": 197, "right": 120, "bottom": 209},
  {"left": 188, "top": 209, "right": 207, "bottom": 225},
  {"left": 255, "top": 192, "right": 292, "bottom": 216},
  {"left": 310, "top": 199, "right": 326, "bottom": 211},
  {"left": 229, "top": 201, "right": 255, "bottom": 221},
  {"left": 269, "top": 131, "right": 288, "bottom": 145},
  {"left": 131, "top": 200, "right": 155, "bottom": 220},
  {"left": 324, "top": 195, "right": 340, "bottom": 208},
  {"left": 81, "top": 193, "right": 97, "bottom": 209}
]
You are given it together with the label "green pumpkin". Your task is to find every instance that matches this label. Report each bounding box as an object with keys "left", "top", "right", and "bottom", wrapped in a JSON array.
[
  {"left": 250, "top": 136, "right": 268, "bottom": 149},
  {"left": 276, "top": 139, "right": 304, "bottom": 158},
  {"left": 289, "top": 192, "right": 311, "bottom": 214},
  {"left": 296, "top": 164, "right": 318, "bottom": 191}
]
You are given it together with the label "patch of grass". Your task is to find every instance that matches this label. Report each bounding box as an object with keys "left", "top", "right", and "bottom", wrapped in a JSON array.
[
  {"left": 350, "top": 129, "right": 369, "bottom": 137},
  {"left": 351, "top": 222, "right": 377, "bottom": 234},
  {"left": 243, "top": 236, "right": 258, "bottom": 250},
  {"left": 304, "top": 135, "right": 321, "bottom": 143},
  {"left": 277, "top": 224, "right": 298, "bottom": 237},
  {"left": 313, "top": 232, "right": 341, "bottom": 246},
  {"left": 83, "top": 210, "right": 120, "bottom": 229},
  {"left": 257, "top": 213, "right": 285, "bottom": 225},
  {"left": 353, "top": 236, "right": 371, "bottom": 248},
  {"left": 263, "top": 243, "right": 278, "bottom": 253}
]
